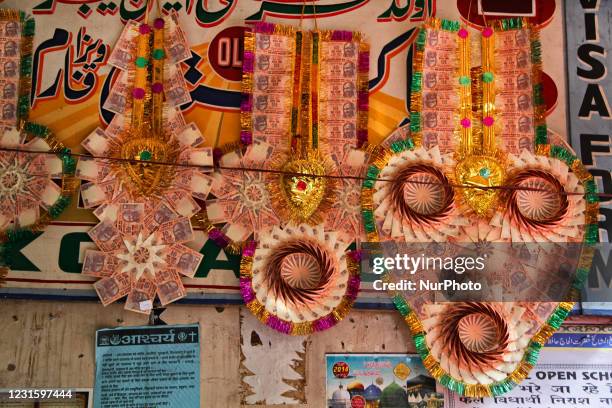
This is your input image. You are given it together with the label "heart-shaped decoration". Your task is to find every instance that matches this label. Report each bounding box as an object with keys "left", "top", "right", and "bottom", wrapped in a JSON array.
[
  {"left": 270, "top": 152, "right": 334, "bottom": 224},
  {"left": 455, "top": 155, "right": 505, "bottom": 216},
  {"left": 120, "top": 134, "right": 175, "bottom": 196}
]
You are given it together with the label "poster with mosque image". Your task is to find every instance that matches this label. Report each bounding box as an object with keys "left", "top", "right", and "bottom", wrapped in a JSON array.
[{"left": 326, "top": 354, "right": 443, "bottom": 408}]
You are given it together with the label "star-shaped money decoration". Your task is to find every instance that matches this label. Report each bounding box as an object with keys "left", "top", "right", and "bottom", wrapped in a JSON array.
[
  {"left": 82, "top": 202, "right": 203, "bottom": 313},
  {"left": 0, "top": 127, "right": 74, "bottom": 232},
  {"left": 77, "top": 120, "right": 214, "bottom": 222},
  {"left": 206, "top": 142, "right": 280, "bottom": 244}
]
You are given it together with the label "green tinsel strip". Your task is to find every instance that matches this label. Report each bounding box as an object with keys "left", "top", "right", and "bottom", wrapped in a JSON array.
[
  {"left": 23, "top": 17, "right": 35, "bottom": 36},
  {"left": 490, "top": 379, "right": 515, "bottom": 396},
  {"left": 550, "top": 145, "right": 576, "bottom": 166},
  {"left": 24, "top": 121, "right": 51, "bottom": 138},
  {"left": 535, "top": 124, "right": 547, "bottom": 145},
  {"left": 390, "top": 139, "right": 415, "bottom": 153},
  {"left": 500, "top": 18, "right": 523, "bottom": 31},
  {"left": 17, "top": 96, "right": 29, "bottom": 121},
  {"left": 0, "top": 229, "right": 39, "bottom": 268},
  {"left": 584, "top": 179, "right": 599, "bottom": 204},
  {"left": 547, "top": 307, "right": 570, "bottom": 330},
  {"left": 416, "top": 28, "right": 426, "bottom": 51},
  {"left": 49, "top": 195, "right": 71, "bottom": 219},
  {"left": 439, "top": 375, "right": 464, "bottom": 394},
  {"left": 20, "top": 54, "right": 32, "bottom": 77},
  {"left": 312, "top": 33, "right": 319, "bottom": 65},
  {"left": 366, "top": 165, "right": 380, "bottom": 181},
  {"left": 531, "top": 39, "right": 542, "bottom": 64},
  {"left": 361, "top": 210, "right": 375, "bottom": 232},
  {"left": 409, "top": 112, "right": 421, "bottom": 133},
  {"left": 584, "top": 224, "right": 599, "bottom": 246},
  {"left": 440, "top": 19, "right": 460, "bottom": 32},
  {"left": 524, "top": 346, "right": 541, "bottom": 365},
  {"left": 411, "top": 72, "right": 422, "bottom": 93},
  {"left": 392, "top": 295, "right": 410, "bottom": 316},
  {"left": 60, "top": 148, "right": 76, "bottom": 175},
  {"left": 413, "top": 333, "right": 428, "bottom": 358},
  {"left": 572, "top": 267, "right": 590, "bottom": 289},
  {"left": 533, "top": 83, "right": 544, "bottom": 106}
]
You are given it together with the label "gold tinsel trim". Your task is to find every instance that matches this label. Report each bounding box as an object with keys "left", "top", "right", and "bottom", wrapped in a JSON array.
[
  {"left": 239, "top": 256, "right": 254, "bottom": 278},
  {"left": 404, "top": 311, "right": 424, "bottom": 334},
  {"left": 422, "top": 355, "right": 444, "bottom": 378},
  {"left": 291, "top": 322, "right": 313, "bottom": 336},
  {"left": 532, "top": 324, "right": 556, "bottom": 345},
  {"left": 246, "top": 300, "right": 268, "bottom": 321},
  {"left": 509, "top": 362, "right": 533, "bottom": 383},
  {"left": 464, "top": 384, "right": 492, "bottom": 398},
  {"left": 571, "top": 159, "right": 593, "bottom": 181}
]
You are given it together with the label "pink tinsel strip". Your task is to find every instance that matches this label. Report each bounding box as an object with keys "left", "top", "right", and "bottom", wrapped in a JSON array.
[
  {"left": 243, "top": 240, "right": 257, "bottom": 257},
  {"left": 240, "top": 278, "right": 256, "bottom": 303},
  {"left": 331, "top": 30, "right": 353, "bottom": 41},
  {"left": 267, "top": 315, "right": 292, "bottom": 334},
  {"left": 242, "top": 51, "right": 254, "bottom": 73},
  {"left": 358, "top": 51, "right": 369, "bottom": 72},
  {"left": 346, "top": 276, "right": 361, "bottom": 300},
  {"left": 358, "top": 90, "right": 369, "bottom": 110},
  {"left": 255, "top": 22, "right": 275, "bottom": 34},
  {"left": 240, "top": 130, "right": 253, "bottom": 145},
  {"left": 313, "top": 315, "right": 337, "bottom": 332}
]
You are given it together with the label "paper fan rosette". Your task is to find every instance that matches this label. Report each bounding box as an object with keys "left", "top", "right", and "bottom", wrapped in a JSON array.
[
  {"left": 0, "top": 9, "right": 76, "bottom": 278},
  {"left": 362, "top": 19, "right": 599, "bottom": 396},
  {"left": 239, "top": 224, "right": 360, "bottom": 335},
  {"left": 76, "top": 13, "right": 213, "bottom": 309}
]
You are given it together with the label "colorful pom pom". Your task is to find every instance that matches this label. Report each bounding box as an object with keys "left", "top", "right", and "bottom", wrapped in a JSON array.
[
  {"left": 154, "top": 18, "right": 165, "bottom": 29},
  {"left": 139, "top": 24, "right": 151, "bottom": 35},
  {"left": 483, "top": 27, "right": 494, "bottom": 38},
  {"left": 483, "top": 116, "right": 495, "bottom": 127},
  {"left": 151, "top": 82, "right": 163, "bottom": 94},
  {"left": 460, "top": 118, "right": 471, "bottom": 128},
  {"left": 458, "top": 28, "right": 469, "bottom": 39},
  {"left": 132, "top": 87, "right": 145, "bottom": 99}
]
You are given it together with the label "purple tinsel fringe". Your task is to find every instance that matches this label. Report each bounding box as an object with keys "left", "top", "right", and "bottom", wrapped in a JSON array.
[
  {"left": 313, "top": 315, "right": 337, "bottom": 332},
  {"left": 255, "top": 22, "right": 275, "bottom": 34},
  {"left": 267, "top": 315, "right": 292, "bottom": 334},
  {"left": 241, "top": 94, "right": 253, "bottom": 113},
  {"left": 349, "top": 250, "right": 363, "bottom": 262},
  {"left": 358, "top": 90, "right": 369, "bottom": 110},
  {"left": 346, "top": 276, "right": 361, "bottom": 300},
  {"left": 331, "top": 30, "right": 353, "bottom": 41},
  {"left": 357, "top": 129, "right": 368, "bottom": 146},
  {"left": 243, "top": 241, "right": 257, "bottom": 257},
  {"left": 208, "top": 229, "right": 229, "bottom": 247},
  {"left": 240, "top": 130, "right": 253, "bottom": 145},
  {"left": 213, "top": 148, "right": 223, "bottom": 165},
  {"left": 358, "top": 51, "right": 369, "bottom": 72},
  {"left": 240, "top": 278, "right": 256, "bottom": 303},
  {"left": 242, "top": 51, "right": 254, "bottom": 73}
]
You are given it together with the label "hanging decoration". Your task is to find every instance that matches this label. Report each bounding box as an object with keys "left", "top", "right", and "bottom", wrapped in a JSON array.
[
  {"left": 0, "top": 9, "right": 76, "bottom": 280},
  {"left": 215, "top": 20, "right": 369, "bottom": 334},
  {"left": 362, "top": 18, "right": 598, "bottom": 396},
  {"left": 76, "top": 7, "right": 213, "bottom": 310},
  {"left": 240, "top": 224, "right": 360, "bottom": 335}
]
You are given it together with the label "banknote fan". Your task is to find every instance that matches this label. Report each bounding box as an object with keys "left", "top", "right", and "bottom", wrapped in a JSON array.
[
  {"left": 209, "top": 22, "right": 370, "bottom": 333},
  {"left": 362, "top": 18, "right": 598, "bottom": 396},
  {"left": 76, "top": 10, "right": 214, "bottom": 311},
  {"left": 0, "top": 9, "right": 76, "bottom": 283}
]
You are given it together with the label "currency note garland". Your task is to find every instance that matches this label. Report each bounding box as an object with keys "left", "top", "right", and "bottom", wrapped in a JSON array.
[
  {"left": 0, "top": 9, "right": 76, "bottom": 282},
  {"left": 204, "top": 22, "right": 369, "bottom": 335},
  {"left": 361, "top": 18, "right": 599, "bottom": 397},
  {"left": 77, "top": 14, "right": 214, "bottom": 312}
]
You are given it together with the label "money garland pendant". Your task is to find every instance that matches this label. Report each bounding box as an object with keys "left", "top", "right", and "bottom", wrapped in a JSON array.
[
  {"left": 0, "top": 9, "right": 77, "bottom": 281},
  {"left": 362, "top": 18, "right": 599, "bottom": 396},
  {"left": 77, "top": 14, "right": 215, "bottom": 312},
  {"left": 206, "top": 23, "right": 369, "bottom": 335}
]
